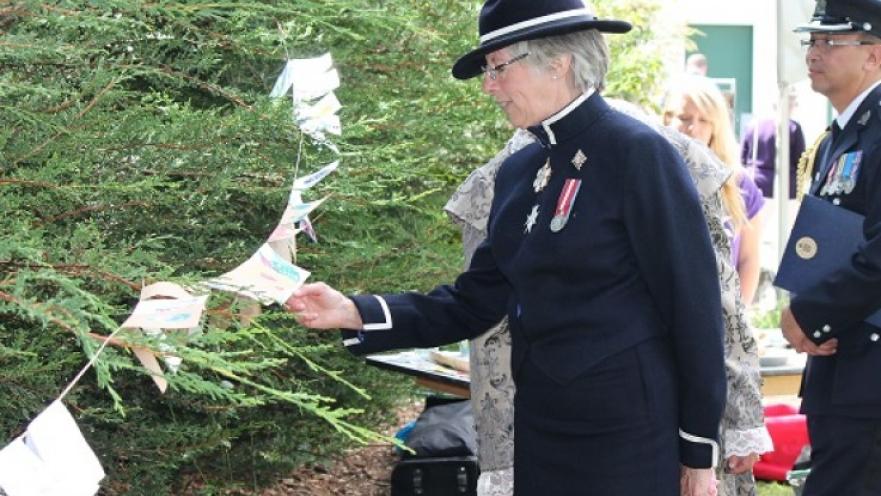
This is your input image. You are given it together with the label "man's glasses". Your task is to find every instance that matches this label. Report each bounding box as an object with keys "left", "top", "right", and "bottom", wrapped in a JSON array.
[
  {"left": 801, "top": 38, "right": 879, "bottom": 51},
  {"left": 481, "top": 53, "right": 529, "bottom": 81}
]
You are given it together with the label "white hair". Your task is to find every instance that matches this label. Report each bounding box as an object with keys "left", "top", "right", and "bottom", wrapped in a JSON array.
[{"left": 511, "top": 29, "right": 610, "bottom": 93}]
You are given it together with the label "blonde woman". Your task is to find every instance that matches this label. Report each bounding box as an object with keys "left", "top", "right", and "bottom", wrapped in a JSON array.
[{"left": 664, "top": 77, "right": 766, "bottom": 307}]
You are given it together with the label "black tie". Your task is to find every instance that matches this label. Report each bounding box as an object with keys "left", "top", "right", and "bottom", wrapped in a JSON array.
[{"left": 830, "top": 122, "right": 842, "bottom": 143}]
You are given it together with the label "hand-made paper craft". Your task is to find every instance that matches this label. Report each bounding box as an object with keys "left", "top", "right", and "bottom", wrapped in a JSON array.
[
  {"left": 0, "top": 401, "right": 105, "bottom": 496},
  {"left": 206, "top": 243, "right": 310, "bottom": 305}
]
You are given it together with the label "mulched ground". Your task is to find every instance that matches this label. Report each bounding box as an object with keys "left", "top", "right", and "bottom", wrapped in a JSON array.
[{"left": 256, "top": 400, "right": 423, "bottom": 496}]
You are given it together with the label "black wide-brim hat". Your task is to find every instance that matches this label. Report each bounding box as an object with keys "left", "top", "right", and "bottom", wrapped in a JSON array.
[
  {"left": 452, "top": 0, "right": 632, "bottom": 80},
  {"left": 794, "top": 0, "right": 881, "bottom": 39}
]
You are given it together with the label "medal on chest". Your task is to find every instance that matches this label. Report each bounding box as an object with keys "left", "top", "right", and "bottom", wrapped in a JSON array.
[
  {"left": 533, "top": 159, "right": 552, "bottom": 193},
  {"left": 550, "top": 178, "right": 582, "bottom": 232},
  {"left": 820, "top": 150, "right": 863, "bottom": 196}
]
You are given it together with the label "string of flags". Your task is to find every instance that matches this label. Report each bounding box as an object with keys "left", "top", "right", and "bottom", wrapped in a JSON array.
[{"left": 0, "top": 53, "right": 343, "bottom": 496}]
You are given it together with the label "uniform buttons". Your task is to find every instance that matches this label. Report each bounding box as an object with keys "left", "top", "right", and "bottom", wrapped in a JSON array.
[
  {"left": 871, "top": 333, "right": 880, "bottom": 342},
  {"left": 823, "top": 324, "right": 832, "bottom": 333},
  {"left": 833, "top": 198, "right": 841, "bottom": 206},
  {"left": 815, "top": 172, "right": 821, "bottom": 182},
  {"left": 814, "top": 331, "right": 823, "bottom": 339}
]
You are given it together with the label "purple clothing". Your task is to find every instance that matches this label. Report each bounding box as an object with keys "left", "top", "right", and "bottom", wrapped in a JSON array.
[
  {"left": 740, "top": 118, "right": 806, "bottom": 199},
  {"left": 731, "top": 174, "right": 764, "bottom": 267}
]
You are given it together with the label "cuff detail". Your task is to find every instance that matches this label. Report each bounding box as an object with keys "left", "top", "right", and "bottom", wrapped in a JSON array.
[
  {"left": 680, "top": 429, "right": 720, "bottom": 468},
  {"left": 724, "top": 426, "right": 775, "bottom": 458},
  {"left": 362, "top": 295, "right": 392, "bottom": 331}
]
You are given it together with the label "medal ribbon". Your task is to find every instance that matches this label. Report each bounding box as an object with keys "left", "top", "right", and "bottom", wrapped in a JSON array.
[{"left": 554, "top": 178, "right": 582, "bottom": 222}]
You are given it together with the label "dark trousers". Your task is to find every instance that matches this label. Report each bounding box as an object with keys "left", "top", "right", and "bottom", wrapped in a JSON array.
[{"left": 803, "top": 414, "right": 881, "bottom": 496}]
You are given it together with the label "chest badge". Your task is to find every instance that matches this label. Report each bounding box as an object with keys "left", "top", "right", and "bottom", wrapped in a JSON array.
[
  {"left": 524, "top": 204, "right": 540, "bottom": 233},
  {"left": 858, "top": 110, "right": 872, "bottom": 126},
  {"left": 533, "top": 159, "right": 552, "bottom": 193},
  {"left": 571, "top": 149, "right": 587, "bottom": 171},
  {"left": 821, "top": 150, "right": 863, "bottom": 196},
  {"left": 550, "top": 178, "right": 582, "bottom": 232}
]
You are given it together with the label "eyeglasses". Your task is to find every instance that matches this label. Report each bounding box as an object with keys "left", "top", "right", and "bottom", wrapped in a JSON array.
[
  {"left": 481, "top": 53, "right": 529, "bottom": 81},
  {"left": 801, "top": 38, "right": 880, "bottom": 51}
]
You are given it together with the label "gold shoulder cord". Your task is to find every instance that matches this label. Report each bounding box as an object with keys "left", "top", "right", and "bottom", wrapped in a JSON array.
[{"left": 796, "top": 131, "right": 830, "bottom": 200}]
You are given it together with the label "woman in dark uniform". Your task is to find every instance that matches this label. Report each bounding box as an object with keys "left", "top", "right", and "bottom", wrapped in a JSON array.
[{"left": 286, "top": 1, "right": 726, "bottom": 494}]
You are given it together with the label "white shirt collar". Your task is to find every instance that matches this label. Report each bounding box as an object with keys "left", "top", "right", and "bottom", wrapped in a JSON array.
[
  {"left": 836, "top": 79, "right": 881, "bottom": 129},
  {"left": 540, "top": 88, "right": 596, "bottom": 145}
]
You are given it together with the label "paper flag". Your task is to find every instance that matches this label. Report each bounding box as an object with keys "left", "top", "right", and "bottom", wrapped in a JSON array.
[
  {"left": 268, "top": 194, "right": 327, "bottom": 243},
  {"left": 0, "top": 401, "right": 104, "bottom": 496},
  {"left": 121, "top": 295, "right": 208, "bottom": 330},
  {"left": 293, "top": 161, "right": 339, "bottom": 191},
  {"left": 295, "top": 92, "right": 342, "bottom": 139},
  {"left": 206, "top": 243, "right": 311, "bottom": 305},
  {"left": 269, "top": 53, "right": 339, "bottom": 101},
  {"left": 300, "top": 216, "right": 318, "bottom": 243},
  {"left": 121, "top": 283, "right": 208, "bottom": 392}
]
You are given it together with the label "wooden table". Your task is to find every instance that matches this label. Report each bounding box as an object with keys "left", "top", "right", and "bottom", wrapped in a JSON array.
[{"left": 366, "top": 349, "right": 806, "bottom": 399}]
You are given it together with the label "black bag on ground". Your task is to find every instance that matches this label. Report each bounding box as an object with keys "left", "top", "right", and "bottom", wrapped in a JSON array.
[{"left": 391, "top": 397, "right": 479, "bottom": 496}]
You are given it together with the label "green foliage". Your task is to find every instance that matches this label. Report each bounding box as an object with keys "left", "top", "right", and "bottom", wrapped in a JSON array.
[{"left": 1, "top": 0, "right": 669, "bottom": 493}]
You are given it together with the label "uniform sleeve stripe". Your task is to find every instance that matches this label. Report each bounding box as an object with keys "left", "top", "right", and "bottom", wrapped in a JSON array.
[
  {"left": 362, "top": 295, "right": 392, "bottom": 331},
  {"left": 679, "top": 429, "right": 719, "bottom": 468}
]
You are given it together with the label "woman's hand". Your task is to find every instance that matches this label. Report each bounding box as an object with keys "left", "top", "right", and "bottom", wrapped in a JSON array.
[
  {"left": 284, "top": 282, "right": 363, "bottom": 330},
  {"left": 680, "top": 466, "right": 717, "bottom": 496},
  {"left": 725, "top": 453, "right": 759, "bottom": 475}
]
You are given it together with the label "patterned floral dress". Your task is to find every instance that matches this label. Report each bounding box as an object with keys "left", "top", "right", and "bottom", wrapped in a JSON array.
[{"left": 444, "top": 102, "right": 772, "bottom": 496}]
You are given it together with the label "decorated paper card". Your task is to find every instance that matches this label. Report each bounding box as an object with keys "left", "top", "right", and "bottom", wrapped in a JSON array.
[
  {"left": 121, "top": 295, "right": 208, "bottom": 330},
  {"left": 0, "top": 401, "right": 104, "bottom": 496},
  {"left": 296, "top": 92, "right": 342, "bottom": 139},
  {"left": 269, "top": 53, "right": 338, "bottom": 101},
  {"left": 206, "top": 243, "right": 310, "bottom": 305},
  {"left": 268, "top": 193, "right": 328, "bottom": 242},
  {"left": 120, "top": 283, "right": 207, "bottom": 392},
  {"left": 293, "top": 161, "right": 339, "bottom": 191}
]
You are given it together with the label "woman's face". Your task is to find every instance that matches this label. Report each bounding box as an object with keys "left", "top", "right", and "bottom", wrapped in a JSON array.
[
  {"left": 666, "top": 95, "right": 713, "bottom": 146},
  {"left": 481, "top": 48, "right": 560, "bottom": 129}
]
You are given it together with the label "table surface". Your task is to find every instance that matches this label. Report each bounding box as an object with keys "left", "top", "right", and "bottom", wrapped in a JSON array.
[{"left": 366, "top": 348, "right": 807, "bottom": 396}]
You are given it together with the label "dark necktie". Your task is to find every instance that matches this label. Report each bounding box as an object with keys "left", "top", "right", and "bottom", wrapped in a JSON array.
[{"left": 830, "top": 122, "right": 842, "bottom": 143}]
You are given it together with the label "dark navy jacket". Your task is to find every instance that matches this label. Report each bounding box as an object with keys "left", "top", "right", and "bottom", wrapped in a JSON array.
[
  {"left": 343, "top": 93, "right": 726, "bottom": 468},
  {"left": 794, "top": 84, "right": 881, "bottom": 417}
]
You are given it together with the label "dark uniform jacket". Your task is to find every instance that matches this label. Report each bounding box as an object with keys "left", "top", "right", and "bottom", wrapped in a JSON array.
[
  {"left": 343, "top": 92, "right": 727, "bottom": 469},
  {"left": 794, "top": 83, "right": 881, "bottom": 418}
]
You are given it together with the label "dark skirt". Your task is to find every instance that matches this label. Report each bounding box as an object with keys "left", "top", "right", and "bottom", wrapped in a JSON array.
[{"left": 513, "top": 338, "right": 680, "bottom": 495}]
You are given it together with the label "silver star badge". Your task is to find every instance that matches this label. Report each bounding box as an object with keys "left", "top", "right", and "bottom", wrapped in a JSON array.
[
  {"left": 859, "top": 110, "right": 872, "bottom": 126},
  {"left": 524, "top": 204, "right": 539, "bottom": 233},
  {"left": 571, "top": 149, "right": 587, "bottom": 170},
  {"left": 533, "top": 160, "right": 551, "bottom": 192}
]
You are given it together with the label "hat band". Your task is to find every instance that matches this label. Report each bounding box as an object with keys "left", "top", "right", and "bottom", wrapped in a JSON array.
[
  {"left": 798, "top": 20, "right": 862, "bottom": 32},
  {"left": 479, "top": 8, "right": 595, "bottom": 44}
]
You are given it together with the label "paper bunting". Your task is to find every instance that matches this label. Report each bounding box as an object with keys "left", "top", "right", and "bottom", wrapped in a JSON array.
[
  {"left": 270, "top": 53, "right": 339, "bottom": 102},
  {"left": 293, "top": 161, "right": 338, "bottom": 191},
  {"left": 270, "top": 53, "right": 343, "bottom": 145},
  {"left": 299, "top": 216, "right": 319, "bottom": 243},
  {"left": 296, "top": 92, "right": 342, "bottom": 140},
  {"left": 206, "top": 243, "right": 310, "bottom": 305},
  {"left": 268, "top": 193, "right": 328, "bottom": 243},
  {"left": 121, "top": 282, "right": 208, "bottom": 393},
  {"left": 0, "top": 401, "right": 105, "bottom": 496}
]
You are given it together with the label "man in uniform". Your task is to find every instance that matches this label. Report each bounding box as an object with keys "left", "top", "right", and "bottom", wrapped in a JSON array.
[{"left": 783, "top": 0, "right": 881, "bottom": 493}]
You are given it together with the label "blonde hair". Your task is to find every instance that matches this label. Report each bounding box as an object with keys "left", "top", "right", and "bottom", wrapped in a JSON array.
[{"left": 663, "top": 77, "right": 747, "bottom": 228}]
